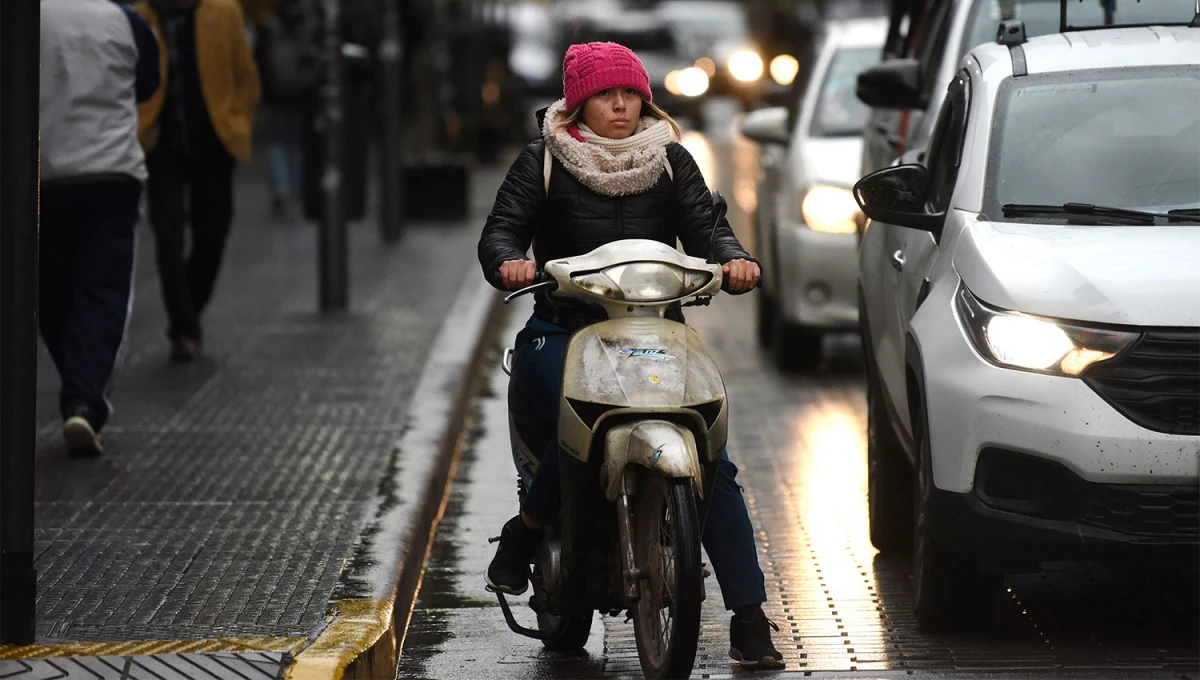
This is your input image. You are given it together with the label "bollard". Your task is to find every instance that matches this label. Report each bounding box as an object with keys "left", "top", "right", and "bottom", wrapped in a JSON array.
[
  {"left": 319, "top": 0, "right": 349, "bottom": 311},
  {"left": 0, "top": 0, "right": 41, "bottom": 645}
]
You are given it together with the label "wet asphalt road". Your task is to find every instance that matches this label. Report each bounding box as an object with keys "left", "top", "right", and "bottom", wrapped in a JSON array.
[{"left": 396, "top": 102, "right": 1199, "bottom": 680}]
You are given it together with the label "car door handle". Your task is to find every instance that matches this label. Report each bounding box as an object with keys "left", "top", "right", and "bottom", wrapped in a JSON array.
[{"left": 891, "top": 250, "right": 906, "bottom": 272}]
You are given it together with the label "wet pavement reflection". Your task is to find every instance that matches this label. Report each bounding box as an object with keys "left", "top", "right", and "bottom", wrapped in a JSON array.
[{"left": 397, "top": 105, "right": 1199, "bottom": 679}]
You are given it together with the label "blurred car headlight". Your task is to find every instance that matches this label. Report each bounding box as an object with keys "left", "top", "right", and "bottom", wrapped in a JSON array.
[
  {"left": 510, "top": 44, "right": 558, "bottom": 83},
  {"left": 728, "top": 50, "right": 763, "bottom": 82},
  {"left": 800, "top": 185, "right": 860, "bottom": 234},
  {"left": 676, "top": 67, "right": 709, "bottom": 97},
  {"left": 665, "top": 70, "right": 682, "bottom": 95},
  {"left": 955, "top": 285, "right": 1136, "bottom": 376},
  {"left": 769, "top": 55, "right": 799, "bottom": 85}
]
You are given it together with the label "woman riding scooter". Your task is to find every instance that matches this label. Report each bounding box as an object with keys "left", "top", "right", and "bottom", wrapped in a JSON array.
[{"left": 478, "top": 41, "right": 784, "bottom": 669}]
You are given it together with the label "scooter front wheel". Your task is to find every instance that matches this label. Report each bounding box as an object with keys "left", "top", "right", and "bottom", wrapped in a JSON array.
[{"left": 632, "top": 475, "right": 703, "bottom": 679}]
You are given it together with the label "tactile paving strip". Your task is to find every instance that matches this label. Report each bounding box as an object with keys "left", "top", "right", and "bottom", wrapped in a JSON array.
[{"left": 0, "top": 652, "right": 288, "bottom": 679}]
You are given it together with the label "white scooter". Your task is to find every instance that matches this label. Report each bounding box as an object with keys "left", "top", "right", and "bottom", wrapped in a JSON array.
[{"left": 492, "top": 196, "right": 735, "bottom": 678}]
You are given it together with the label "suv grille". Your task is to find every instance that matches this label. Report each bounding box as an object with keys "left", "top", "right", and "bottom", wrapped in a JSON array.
[
  {"left": 1084, "top": 328, "right": 1200, "bottom": 435},
  {"left": 1081, "top": 485, "right": 1199, "bottom": 538}
]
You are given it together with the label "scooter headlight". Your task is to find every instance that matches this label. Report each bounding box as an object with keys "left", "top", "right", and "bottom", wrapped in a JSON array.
[
  {"left": 955, "top": 284, "right": 1137, "bottom": 376},
  {"left": 572, "top": 263, "right": 714, "bottom": 303}
]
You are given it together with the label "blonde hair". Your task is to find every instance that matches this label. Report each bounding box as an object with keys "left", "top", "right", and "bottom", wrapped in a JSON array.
[{"left": 554, "top": 96, "right": 683, "bottom": 141}]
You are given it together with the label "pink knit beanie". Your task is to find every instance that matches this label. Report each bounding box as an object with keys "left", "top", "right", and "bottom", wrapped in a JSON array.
[{"left": 562, "top": 42, "right": 653, "bottom": 112}]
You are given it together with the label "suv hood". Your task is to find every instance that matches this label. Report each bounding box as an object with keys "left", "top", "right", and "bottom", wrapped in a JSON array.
[{"left": 955, "top": 218, "right": 1200, "bottom": 327}]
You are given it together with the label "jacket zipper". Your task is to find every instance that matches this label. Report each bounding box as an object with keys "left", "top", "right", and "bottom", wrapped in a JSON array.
[{"left": 616, "top": 195, "right": 624, "bottom": 237}]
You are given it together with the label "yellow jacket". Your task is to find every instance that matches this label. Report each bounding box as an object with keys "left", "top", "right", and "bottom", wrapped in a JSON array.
[{"left": 136, "top": 0, "right": 261, "bottom": 162}]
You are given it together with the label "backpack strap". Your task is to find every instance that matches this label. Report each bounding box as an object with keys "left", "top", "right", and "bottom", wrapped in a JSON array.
[{"left": 543, "top": 144, "right": 674, "bottom": 196}]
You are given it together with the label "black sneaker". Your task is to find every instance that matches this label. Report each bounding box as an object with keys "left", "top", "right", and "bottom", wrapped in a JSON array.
[
  {"left": 729, "top": 607, "right": 785, "bottom": 670},
  {"left": 63, "top": 405, "right": 103, "bottom": 456},
  {"left": 485, "top": 514, "right": 540, "bottom": 595}
]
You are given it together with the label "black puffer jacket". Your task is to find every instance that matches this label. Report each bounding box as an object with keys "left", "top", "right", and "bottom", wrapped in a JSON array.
[{"left": 478, "top": 138, "right": 757, "bottom": 330}]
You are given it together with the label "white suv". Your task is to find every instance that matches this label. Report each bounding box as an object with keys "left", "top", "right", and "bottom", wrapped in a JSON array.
[{"left": 854, "top": 19, "right": 1200, "bottom": 630}]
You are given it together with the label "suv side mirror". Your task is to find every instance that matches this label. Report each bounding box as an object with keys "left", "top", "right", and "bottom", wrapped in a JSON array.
[
  {"left": 856, "top": 59, "right": 927, "bottom": 110},
  {"left": 853, "top": 164, "right": 945, "bottom": 235},
  {"left": 737, "top": 106, "right": 790, "bottom": 146}
]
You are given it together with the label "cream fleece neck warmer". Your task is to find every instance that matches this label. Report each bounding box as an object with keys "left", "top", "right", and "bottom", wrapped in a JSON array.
[{"left": 542, "top": 99, "right": 672, "bottom": 197}]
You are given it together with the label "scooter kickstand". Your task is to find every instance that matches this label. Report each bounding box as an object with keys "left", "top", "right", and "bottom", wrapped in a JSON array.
[{"left": 493, "top": 591, "right": 545, "bottom": 639}]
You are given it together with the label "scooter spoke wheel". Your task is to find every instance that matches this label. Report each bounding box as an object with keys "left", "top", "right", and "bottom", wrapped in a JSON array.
[{"left": 633, "top": 476, "right": 702, "bottom": 679}]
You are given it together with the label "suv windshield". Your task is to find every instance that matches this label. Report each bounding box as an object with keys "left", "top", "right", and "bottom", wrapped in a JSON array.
[
  {"left": 962, "top": 0, "right": 1197, "bottom": 59},
  {"left": 985, "top": 68, "right": 1200, "bottom": 222},
  {"left": 810, "top": 47, "right": 880, "bottom": 137}
]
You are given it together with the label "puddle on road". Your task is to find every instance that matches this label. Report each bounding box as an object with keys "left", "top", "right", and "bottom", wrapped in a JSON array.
[{"left": 398, "top": 303, "right": 607, "bottom": 680}]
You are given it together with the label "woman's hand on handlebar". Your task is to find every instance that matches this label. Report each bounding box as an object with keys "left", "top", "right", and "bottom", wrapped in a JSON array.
[
  {"left": 723, "top": 259, "right": 761, "bottom": 294},
  {"left": 499, "top": 259, "right": 538, "bottom": 290}
]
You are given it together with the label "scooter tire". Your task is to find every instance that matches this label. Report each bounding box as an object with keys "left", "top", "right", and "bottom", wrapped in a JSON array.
[{"left": 633, "top": 475, "right": 703, "bottom": 679}]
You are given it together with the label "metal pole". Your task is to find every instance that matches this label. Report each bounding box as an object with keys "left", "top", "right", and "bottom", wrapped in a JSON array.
[
  {"left": 379, "top": 0, "right": 405, "bottom": 243},
  {"left": 0, "top": 0, "right": 41, "bottom": 645},
  {"left": 320, "top": 0, "right": 349, "bottom": 311}
]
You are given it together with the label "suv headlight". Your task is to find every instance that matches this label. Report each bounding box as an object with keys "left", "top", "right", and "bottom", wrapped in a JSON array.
[{"left": 955, "top": 284, "right": 1136, "bottom": 376}]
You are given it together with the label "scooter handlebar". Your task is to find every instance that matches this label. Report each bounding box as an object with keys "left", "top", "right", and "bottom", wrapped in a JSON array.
[{"left": 503, "top": 272, "right": 558, "bottom": 304}]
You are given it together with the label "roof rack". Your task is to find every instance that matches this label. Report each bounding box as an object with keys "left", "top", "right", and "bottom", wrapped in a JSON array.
[
  {"left": 997, "top": 20, "right": 1028, "bottom": 76},
  {"left": 1058, "top": 0, "right": 1200, "bottom": 33},
  {"left": 996, "top": 19, "right": 1027, "bottom": 45}
]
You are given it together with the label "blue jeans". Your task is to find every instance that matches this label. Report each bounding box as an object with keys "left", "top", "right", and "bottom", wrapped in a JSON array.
[
  {"left": 509, "top": 315, "right": 767, "bottom": 611},
  {"left": 265, "top": 106, "right": 304, "bottom": 203}
]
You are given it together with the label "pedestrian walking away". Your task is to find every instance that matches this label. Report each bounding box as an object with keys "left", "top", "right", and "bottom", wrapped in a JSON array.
[
  {"left": 254, "top": 0, "right": 321, "bottom": 218},
  {"left": 478, "top": 41, "right": 784, "bottom": 669},
  {"left": 136, "top": 0, "right": 260, "bottom": 361},
  {"left": 39, "top": 0, "right": 160, "bottom": 454}
]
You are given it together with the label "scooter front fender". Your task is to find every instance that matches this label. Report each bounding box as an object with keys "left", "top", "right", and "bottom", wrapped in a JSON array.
[{"left": 602, "top": 420, "right": 703, "bottom": 503}]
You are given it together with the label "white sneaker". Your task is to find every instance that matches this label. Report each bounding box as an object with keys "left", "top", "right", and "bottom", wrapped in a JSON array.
[{"left": 63, "top": 416, "right": 103, "bottom": 455}]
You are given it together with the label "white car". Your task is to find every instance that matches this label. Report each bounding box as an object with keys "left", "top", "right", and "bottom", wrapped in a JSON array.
[
  {"left": 854, "top": 18, "right": 1200, "bottom": 630},
  {"left": 737, "top": 17, "right": 886, "bottom": 370}
]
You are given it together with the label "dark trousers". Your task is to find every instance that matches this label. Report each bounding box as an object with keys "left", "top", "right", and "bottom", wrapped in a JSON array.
[
  {"left": 39, "top": 177, "right": 141, "bottom": 430},
  {"left": 510, "top": 316, "right": 768, "bottom": 611},
  {"left": 146, "top": 144, "right": 235, "bottom": 340}
]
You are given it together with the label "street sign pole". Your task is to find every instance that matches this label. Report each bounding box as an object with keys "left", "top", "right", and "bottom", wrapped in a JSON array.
[
  {"left": 319, "top": 0, "right": 349, "bottom": 311},
  {"left": 0, "top": 0, "right": 41, "bottom": 645},
  {"left": 378, "top": 0, "right": 405, "bottom": 243}
]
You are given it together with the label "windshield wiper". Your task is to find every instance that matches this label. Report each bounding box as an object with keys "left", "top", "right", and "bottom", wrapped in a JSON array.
[
  {"left": 1002, "top": 202, "right": 1167, "bottom": 224},
  {"left": 1166, "top": 208, "right": 1200, "bottom": 222}
]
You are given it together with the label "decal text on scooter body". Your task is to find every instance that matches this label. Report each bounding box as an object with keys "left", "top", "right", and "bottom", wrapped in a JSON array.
[{"left": 619, "top": 348, "right": 675, "bottom": 360}]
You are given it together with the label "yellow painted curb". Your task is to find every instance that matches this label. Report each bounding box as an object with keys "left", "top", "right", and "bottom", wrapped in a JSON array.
[
  {"left": 0, "top": 636, "right": 309, "bottom": 659},
  {"left": 284, "top": 599, "right": 394, "bottom": 680}
]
